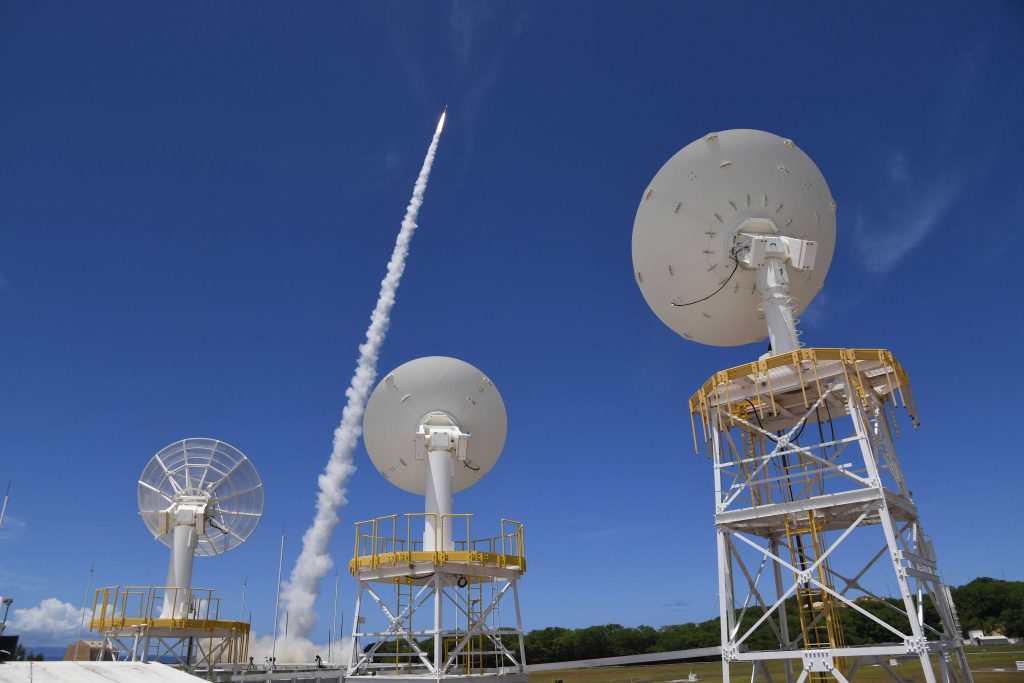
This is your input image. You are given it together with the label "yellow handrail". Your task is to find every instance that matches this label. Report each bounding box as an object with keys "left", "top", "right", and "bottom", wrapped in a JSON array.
[{"left": 350, "top": 514, "right": 526, "bottom": 575}]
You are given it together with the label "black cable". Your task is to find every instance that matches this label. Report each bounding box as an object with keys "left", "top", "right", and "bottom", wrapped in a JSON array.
[
  {"left": 744, "top": 398, "right": 765, "bottom": 430},
  {"left": 816, "top": 404, "right": 828, "bottom": 462},
  {"left": 824, "top": 397, "right": 836, "bottom": 443},
  {"left": 744, "top": 398, "right": 779, "bottom": 442},
  {"left": 792, "top": 415, "right": 809, "bottom": 443},
  {"left": 670, "top": 249, "right": 741, "bottom": 307},
  {"left": 462, "top": 459, "right": 480, "bottom": 472}
]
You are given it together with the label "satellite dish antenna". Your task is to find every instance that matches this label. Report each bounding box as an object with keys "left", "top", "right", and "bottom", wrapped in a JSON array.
[
  {"left": 632, "top": 129, "right": 836, "bottom": 353},
  {"left": 138, "top": 438, "right": 263, "bottom": 618},
  {"left": 363, "top": 356, "right": 507, "bottom": 550}
]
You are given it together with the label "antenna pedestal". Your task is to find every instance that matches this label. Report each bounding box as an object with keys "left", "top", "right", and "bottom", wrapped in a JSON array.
[
  {"left": 755, "top": 261, "right": 799, "bottom": 355},
  {"left": 734, "top": 226, "right": 817, "bottom": 355},
  {"left": 424, "top": 449, "right": 454, "bottom": 551},
  {"left": 357, "top": 358, "right": 523, "bottom": 681},
  {"left": 169, "top": 525, "right": 197, "bottom": 618},
  {"left": 418, "top": 415, "right": 466, "bottom": 551},
  {"left": 112, "top": 438, "right": 263, "bottom": 671}
]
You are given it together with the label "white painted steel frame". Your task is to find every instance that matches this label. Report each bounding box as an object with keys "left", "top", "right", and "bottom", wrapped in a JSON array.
[
  {"left": 707, "top": 382, "right": 972, "bottom": 683},
  {"left": 347, "top": 568, "right": 526, "bottom": 682},
  {"left": 99, "top": 625, "right": 246, "bottom": 674}
]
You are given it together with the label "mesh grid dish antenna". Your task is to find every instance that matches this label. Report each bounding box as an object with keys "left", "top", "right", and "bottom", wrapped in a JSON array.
[
  {"left": 363, "top": 356, "right": 506, "bottom": 551},
  {"left": 632, "top": 129, "right": 836, "bottom": 352},
  {"left": 138, "top": 438, "right": 263, "bottom": 617}
]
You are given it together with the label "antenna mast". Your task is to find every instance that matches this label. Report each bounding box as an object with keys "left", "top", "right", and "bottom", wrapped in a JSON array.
[
  {"left": 89, "top": 438, "right": 262, "bottom": 672},
  {"left": 348, "top": 356, "right": 528, "bottom": 683},
  {"left": 633, "top": 128, "right": 974, "bottom": 683}
]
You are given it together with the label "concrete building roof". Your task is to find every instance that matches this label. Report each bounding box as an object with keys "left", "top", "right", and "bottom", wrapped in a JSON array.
[{"left": 0, "top": 661, "right": 205, "bottom": 682}]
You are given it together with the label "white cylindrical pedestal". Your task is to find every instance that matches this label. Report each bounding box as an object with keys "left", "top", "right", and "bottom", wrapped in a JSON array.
[
  {"left": 757, "top": 261, "right": 800, "bottom": 355},
  {"left": 160, "top": 525, "right": 197, "bottom": 618},
  {"left": 424, "top": 450, "right": 453, "bottom": 551}
]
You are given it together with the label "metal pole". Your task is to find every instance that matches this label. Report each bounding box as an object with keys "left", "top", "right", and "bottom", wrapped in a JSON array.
[
  {"left": 348, "top": 585, "right": 363, "bottom": 674},
  {"left": 850, "top": 393, "right": 938, "bottom": 683},
  {"left": 272, "top": 528, "right": 285, "bottom": 665},
  {"left": 240, "top": 577, "right": 247, "bottom": 622},
  {"left": 433, "top": 573, "right": 443, "bottom": 674},
  {"left": 331, "top": 569, "right": 339, "bottom": 662},
  {"left": 0, "top": 480, "right": 11, "bottom": 530},
  {"left": 710, "top": 412, "right": 733, "bottom": 683},
  {"left": 72, "top": 563, "right": 95, "bottom": 661},
  {"left": 1, "top": 599, "right": 12, "bottom": 636},
  {"left": 770, "top": 539, "right": 794, "bottom": 683}
]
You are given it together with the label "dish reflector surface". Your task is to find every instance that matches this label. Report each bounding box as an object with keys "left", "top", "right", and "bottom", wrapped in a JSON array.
[
  {"left": 138, "top": 438, "right": 264, "bottom": 556},
  {"left": 632, "top": 129, "right": 836, "bottom": 346},
  {"left": 363, "top": 356, "right": 507, "bottom": 495}
]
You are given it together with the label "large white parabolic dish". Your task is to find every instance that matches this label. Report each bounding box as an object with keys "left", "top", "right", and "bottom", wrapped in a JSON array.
[
  {"left": 363, "top": 356, "right": 507, "bottom": 495},
  {"left": 632, "top": 129, "right": 836, "bottom": 346}
]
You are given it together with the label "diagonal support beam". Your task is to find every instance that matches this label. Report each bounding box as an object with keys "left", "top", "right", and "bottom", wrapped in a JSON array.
[{"left": 441, "top": 581, "right": 513, "bottom": 673}]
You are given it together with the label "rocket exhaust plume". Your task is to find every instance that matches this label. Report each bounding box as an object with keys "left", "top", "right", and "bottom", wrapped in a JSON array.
[{"left": 280, "top": 110, "right": 447, "bottom": 640}]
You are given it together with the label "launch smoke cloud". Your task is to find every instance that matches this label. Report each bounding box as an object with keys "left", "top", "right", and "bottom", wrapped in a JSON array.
[{"left": 280, "top": 111, "right": 447, "bottom": 639}]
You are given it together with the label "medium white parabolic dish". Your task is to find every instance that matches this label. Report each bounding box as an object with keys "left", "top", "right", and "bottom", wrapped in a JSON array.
[
  {"left": 632, "top": 129, "right": 836, "bottom": 346},
  {"left": 363, "top": 356, "right": 507, "bottom": 495},
  {"left": 138, "top": 438, "right": 264, "bottom": 556}
]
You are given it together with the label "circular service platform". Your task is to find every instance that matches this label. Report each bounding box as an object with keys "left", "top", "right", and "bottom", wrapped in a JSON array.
[
  {"left": 363, "top": 356, "right": 507, "bottom": 495},
  {"left": 632, "top": 129, "right": 836, "bottom": 346},
  {"left": 349, "top": 513, "right": 526, "bottom": 581}
]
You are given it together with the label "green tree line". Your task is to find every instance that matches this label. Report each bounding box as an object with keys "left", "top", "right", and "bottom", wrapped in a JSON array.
[
  {"left": 522, "top": 578, "right": 1022, "bottom": 664},
  {"left": 362, "top": 577, "right": 1021, "bottom": 666}
]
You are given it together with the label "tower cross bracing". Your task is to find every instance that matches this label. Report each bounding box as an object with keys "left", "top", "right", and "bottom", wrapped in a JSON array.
[{"left": 690, "top": 348, "right": 972, "bottom": 683}]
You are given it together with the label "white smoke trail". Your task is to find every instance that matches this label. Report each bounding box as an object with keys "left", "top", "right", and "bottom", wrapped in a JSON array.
[{"left": 280, "top": 111, "right": 447, "bottom": 639}]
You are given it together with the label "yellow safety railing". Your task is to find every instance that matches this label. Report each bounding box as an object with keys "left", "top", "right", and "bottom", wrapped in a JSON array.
[
  {"left": 88, "top": 585, "right": 250, "bottom": 666},
  {"left": 89, "top": 585, "right": 247, "bottom": 633},
  {"left": 689, "top": 348, "right": 918, "bottom": 454},
  {"left": 350, "top": 513, "right": 526, "bottom": 575}
]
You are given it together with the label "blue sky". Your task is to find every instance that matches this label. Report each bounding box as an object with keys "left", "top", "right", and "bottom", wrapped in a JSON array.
[{"left": 1, "top": 1, "right": 1022, "bottom": 646}]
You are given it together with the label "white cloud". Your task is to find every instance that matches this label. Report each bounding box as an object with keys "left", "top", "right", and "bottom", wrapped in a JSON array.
[
  {"left": 854, "top": 181, "right": 957, "bottom": 274},
  {"left": 8, "top": 597, "right": 86, "bottom": 645},
  {"left": 854, "top": 45, "right": 992, "bottom": 275}
]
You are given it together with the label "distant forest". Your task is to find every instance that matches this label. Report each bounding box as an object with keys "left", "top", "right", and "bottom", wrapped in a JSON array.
[
  {"left": 522, "top": 578, "right": 1022, "bottom": 664},
  {"left": 364, "top": 577, "right": 1022, "bottom": 666}
]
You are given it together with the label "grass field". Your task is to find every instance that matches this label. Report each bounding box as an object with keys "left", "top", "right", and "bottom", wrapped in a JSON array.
[{"left": 529, "top": 646, "right": 1024, "bottom": 683}]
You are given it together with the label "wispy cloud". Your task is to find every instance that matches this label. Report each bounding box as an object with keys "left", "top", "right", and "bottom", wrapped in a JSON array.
[
  {"left": 449, "top": 0, "right": 480, "bottom": 66},
  {"left": 853, "top": 44, "right": 991, "bottom": 274},
  {"left": 385, "top": 2, "right": 529, "bottom": 183},
  {"left": 887, "top": 152, "right": 909, "bottom": 183},
  {"left": 854, "top": 177, "right": 959, "bottom": 274},
  {"left": 0, "top": 514, "right": 27, "bottom": 541},
  {"left": 800, "top": 291, "right": 829, "bottom": 328},
  {"left": 573, "top": 522, "right": 664, "bottom": 540},
  {"left": 663, "top": 598, "right": 689, "bottom": 612}
]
